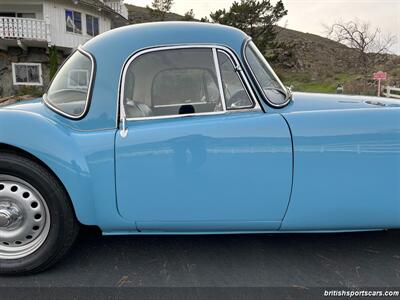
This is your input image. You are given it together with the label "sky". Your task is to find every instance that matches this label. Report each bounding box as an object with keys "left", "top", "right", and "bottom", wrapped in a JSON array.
[{"left": 125, "top": 0, "right": 400, "bottom": 54}]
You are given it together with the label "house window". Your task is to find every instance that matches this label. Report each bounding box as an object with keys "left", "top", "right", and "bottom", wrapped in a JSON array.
[
  {"left": 12, "top": 63, "right": 43, "bottom": 86},
  {"left": 65, "top": 9, "right": 82, "bottom": 34},
  {"left": 67, "top": 69, "right": 89, "bottom": 89},
  {"left": 86, "top": 14, "right": 99, "bottom": 36},
  {"left": 0, "top": 12, "right": 17, "bottom": 17},
  {"left": 16, "top": 13, "right": 36, "bottom": 18},
  {"left": 0, "top": 12, "right": 35, "bottom": 18}
]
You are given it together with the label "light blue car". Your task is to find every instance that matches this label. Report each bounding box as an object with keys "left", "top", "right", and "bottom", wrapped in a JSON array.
[{"left": 0, "top": 22, "right": 399, "bottom": 274}]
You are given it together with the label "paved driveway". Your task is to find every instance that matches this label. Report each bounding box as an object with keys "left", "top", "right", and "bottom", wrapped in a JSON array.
[{"left": 1, "top": 228, "right": 399, "bottom": 287}]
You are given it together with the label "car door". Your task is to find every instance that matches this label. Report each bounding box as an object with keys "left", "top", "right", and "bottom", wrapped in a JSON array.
[{"left": 115, "top": 46, "right": 292, "bottom": 232}]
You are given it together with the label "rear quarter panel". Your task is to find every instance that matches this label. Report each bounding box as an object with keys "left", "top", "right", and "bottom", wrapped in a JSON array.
[
  {"left": 0, "top": 108, "right": 124, "bottom": 228},
  {"left": 281, "top": 107, "right": 400, "bottom": 230}
]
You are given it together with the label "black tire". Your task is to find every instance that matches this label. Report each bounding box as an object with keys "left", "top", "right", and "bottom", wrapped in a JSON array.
[{"left": 0, "top": 152, "right": 79, "bottom": 275}]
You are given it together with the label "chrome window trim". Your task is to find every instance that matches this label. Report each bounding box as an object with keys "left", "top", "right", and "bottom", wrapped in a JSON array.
[
  {"left": 242, "top": 39, "right": 290, "bottom": 108},
  {"left": 153, "top": 102, "right": 214, "bottom": 108},
  {"left": 216, "top": 49, "right": 255, "bottom": 110},
  {"left": 218, "top": 47, "right": 261, "bottom": 111},
  {"left": 43, "top": 46, "right": 95, "bottom": 120},
  {"left": 122, "top": 110, "right": 227, "bottom": 122},
  {"left": 118, "top": 44, "right": 262, "bottom": 125},
  {"left": 212, "top": 48, "right": 227, "bottom": 111}
]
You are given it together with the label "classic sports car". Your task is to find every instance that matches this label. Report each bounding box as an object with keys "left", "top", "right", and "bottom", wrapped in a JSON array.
[{"left": 0, "top": 22, "right": 399, "bottom": 275}]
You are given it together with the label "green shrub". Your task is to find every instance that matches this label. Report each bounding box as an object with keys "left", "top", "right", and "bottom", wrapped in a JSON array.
[{"left": 49, "top": 46, "right": 59, "bottom": 80}]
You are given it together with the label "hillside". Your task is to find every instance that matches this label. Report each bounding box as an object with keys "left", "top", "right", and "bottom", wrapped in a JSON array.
[
  {"left": 273, "top": 27, "right": 354, "bottom": 74},
  {"left": 126, "top": 4, "right": 400, "bottom": 94},
  {"left": 126, "top": 4, "right": 184, "bottom": 23},
  {"left": 272, "top": 27, "right": 400, "bottom": 93}
]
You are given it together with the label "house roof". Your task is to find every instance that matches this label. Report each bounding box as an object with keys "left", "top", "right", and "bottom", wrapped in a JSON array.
[{"left": 76, "top": 0, "right": 129, "bottom": 26}]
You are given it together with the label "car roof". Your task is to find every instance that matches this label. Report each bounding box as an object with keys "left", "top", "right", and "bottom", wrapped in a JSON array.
[
  {"left": 83, "top": 22, "right": 249, "bottom": 59},
  {"left": 61, "top": 22, "right": 250, "bottom": 131}
]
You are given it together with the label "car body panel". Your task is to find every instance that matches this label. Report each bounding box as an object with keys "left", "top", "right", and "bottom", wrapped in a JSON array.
[
  {"left": 115, "top": 112, "right": 292, "bottom": 232},
  {"left": 0, "top": 100, "right": 133, "bottom": 228},
  {"left": 281, "top": 107, "right": 400, "bottom": 230},
  {"left": 0, "top": 104, "right": 96, "bottom": 225},
  {"left": 281, "top": 92, "right": 400, "bottom": 113},
  {"left": 0, "top": 22, "right": 398, "bottom": 234}
]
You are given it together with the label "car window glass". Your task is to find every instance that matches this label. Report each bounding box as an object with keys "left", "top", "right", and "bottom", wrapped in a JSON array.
[
  {"left": 123, "top": 48, "right": 223, "bottom": 119},
  {"left": 217, "top": 51, "right": 253, "bottom": 109},
  {"left": 152, "top": 69, "right": 220, "bottom": 106},
  {"left": 245, "top": 42, "right": 287, "bottom": 105},
  {"left": 46, "top": 51, "right": 92, "bottom": 117}
]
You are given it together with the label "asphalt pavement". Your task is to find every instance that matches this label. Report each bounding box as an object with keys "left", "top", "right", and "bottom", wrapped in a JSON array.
[{"left": 1, "top": 227, "right": 400, "bottom": 287}]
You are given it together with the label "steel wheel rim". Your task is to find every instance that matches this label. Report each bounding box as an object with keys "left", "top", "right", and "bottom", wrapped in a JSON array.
[{"left": 0, "top": 175, "right": 50, "bottom": 260}]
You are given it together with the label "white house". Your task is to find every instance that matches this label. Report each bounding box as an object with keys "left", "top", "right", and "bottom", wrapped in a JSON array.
[{"left": 0, "top": 0, "right": 128, "bottom": 96}]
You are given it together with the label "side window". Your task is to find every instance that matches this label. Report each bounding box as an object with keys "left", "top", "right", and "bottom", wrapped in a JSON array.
[
  {"left": 217, "top": 51, "right": 253, "bottom": 109},
  {"left": 152, "top": 69, "right": 220, "bottom": 107},
  {"left": 123, "top": 48, "right": 223, "bottom": 119},
  {"left": 46, "top": 50, "right": 93, "bottom": 118},
  {"left": 245, "top": 41, "right": 287, "bottom": 106}
]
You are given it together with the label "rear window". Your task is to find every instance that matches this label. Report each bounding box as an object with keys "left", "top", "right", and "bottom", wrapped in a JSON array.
[{"left": 45, "top": 50, "right": 93, "bottom": 118}]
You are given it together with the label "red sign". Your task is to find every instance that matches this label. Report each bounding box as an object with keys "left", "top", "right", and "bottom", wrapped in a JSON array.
[{"left": 373, "top": 71, "right": 387, "bottom": 80}]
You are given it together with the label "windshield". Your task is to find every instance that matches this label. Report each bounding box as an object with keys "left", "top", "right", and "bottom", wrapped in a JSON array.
[
  {"left": 45, "top": 50, "right": 93, "bottom": 118},
  {"left": 244, "top": 41, "right": 289, "bottom": 106}
]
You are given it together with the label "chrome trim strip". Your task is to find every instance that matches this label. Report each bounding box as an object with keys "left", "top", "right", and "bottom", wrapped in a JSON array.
[
  {"left": 213, "top": 48, "right": 227, "bottom": 111},
  {"left": 43, "top": 46, "right": 95, "bottom": 120},
  {"left": 242, "top": 39, "right": 290, "bottom": 108},
  {"left": 123, "top": 109, "right": 261, "bottom": 122},
  {"left": 153, "top": 102, "right": 213, "bottom": 108},
  {"left": 125, "top": 111, "right": 227, "bottom": 122},
  {"left": 118, "top": 44, "right": 262, "bottom": 124}
]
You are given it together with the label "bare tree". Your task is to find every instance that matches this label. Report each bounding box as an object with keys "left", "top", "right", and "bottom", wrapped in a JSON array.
[
  {"left": 325, "top": 19, "right": 396, "bottom": 74},
  {"left": 150, "top": 0, "right": 174, "bottom": 21}
]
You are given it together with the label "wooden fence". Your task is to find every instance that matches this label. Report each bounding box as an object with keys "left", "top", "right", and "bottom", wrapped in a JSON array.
[{"left": 382, "top": 86, "right": 400, "bottom": 99}]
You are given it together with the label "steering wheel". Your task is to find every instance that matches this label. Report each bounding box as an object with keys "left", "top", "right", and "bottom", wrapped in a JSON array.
[{"left": 226, "top": 90, "right": 250, "bottom": 109}]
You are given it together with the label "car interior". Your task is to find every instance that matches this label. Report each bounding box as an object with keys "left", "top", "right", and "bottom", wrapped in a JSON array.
[
  {"left": 123, "top": 48, "right": 224, "bottom": 119},
  {"left": 46, "top": 48, "right": 254, "bottom": 119}
]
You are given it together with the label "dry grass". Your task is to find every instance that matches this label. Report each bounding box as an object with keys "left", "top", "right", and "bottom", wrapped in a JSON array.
[{"left": 0, "top": 95, "right": 35, "bottom": 106}]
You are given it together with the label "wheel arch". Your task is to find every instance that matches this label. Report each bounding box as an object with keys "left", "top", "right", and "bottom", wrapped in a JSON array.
[
  {"left": 0, "top": 140, "right": 97, "bottom": 226},
  {"left": 0, "top": 143, "right": 79, "bottom": 222}
]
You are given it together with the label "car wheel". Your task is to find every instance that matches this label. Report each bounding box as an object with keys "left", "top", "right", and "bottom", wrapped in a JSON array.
[{"left": 0, "top": 152, "right": 79, "bottom": 275}]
